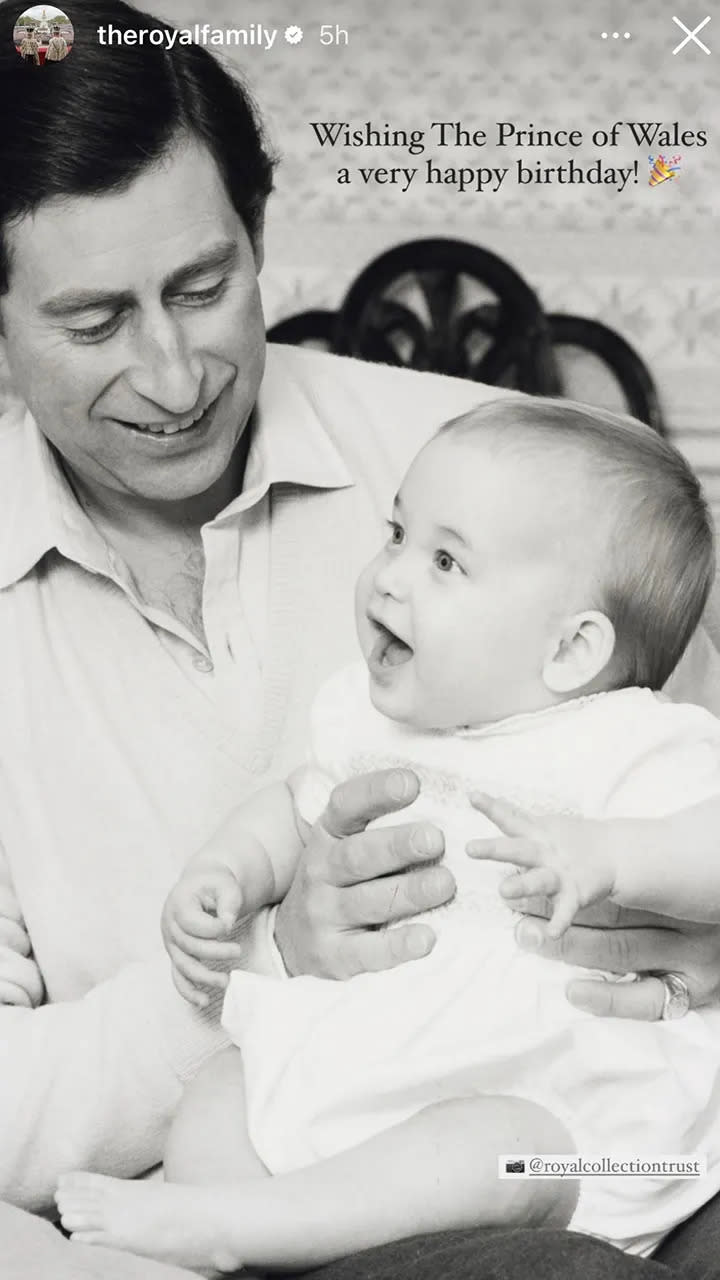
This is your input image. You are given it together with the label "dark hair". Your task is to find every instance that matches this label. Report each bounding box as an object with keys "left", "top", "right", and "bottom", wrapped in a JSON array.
[
  {"left": 440, "top": 398, "right": 715, "bottom": 690},
  {"left": 0, "top": 0, "right": 277, "bottom": 293}
]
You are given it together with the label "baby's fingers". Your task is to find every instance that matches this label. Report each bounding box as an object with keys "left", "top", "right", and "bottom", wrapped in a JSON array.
[
  {"left": 545, "top": 887, "right": 581, "bottom": 940},
  {"left": 173, "top": 898, "right": 229, "bottom": 939},
  {"left": 467, "top": 836, "right": 544, "bottom": 869},
  {"left": 167, "top": 945, "right": 229, "bottom": 994},
  {"left": 500, "top": 866, "right": 561, "bottom": 901},
  {"left": 166, "top": 918, "right": 244, "bottom": 964},
  {"left": 469, "top": 793, "right": 539, "bottom": 838},
  {"left": 215, "top": 878, "right": 245, "bottom": 933},
  {"left": 0, "top": 979, "right": 34, "bottom": 1007},
  {"left": 171, "top": 967, "right": 210, "bottom": 1009}
]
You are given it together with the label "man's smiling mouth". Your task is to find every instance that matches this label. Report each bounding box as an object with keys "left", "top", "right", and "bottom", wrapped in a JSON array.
[{"left": 115, "top": 394, "right": 219, "bottom": 436}]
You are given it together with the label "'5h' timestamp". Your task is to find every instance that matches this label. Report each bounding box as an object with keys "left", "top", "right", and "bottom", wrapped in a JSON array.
[{"left": 320, "top": 24, "right": 349, "bottom": 45}]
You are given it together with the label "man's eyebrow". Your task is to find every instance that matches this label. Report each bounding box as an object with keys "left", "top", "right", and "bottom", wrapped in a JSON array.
[
  {"left": 40, "top": 240, "right": 240, "bottom": 318},
  {"left": 165, "top": 240, "right": 240, "bottom": 288},
  {"left": 40, "top": 286, "right": 134, "bottom": 319}
]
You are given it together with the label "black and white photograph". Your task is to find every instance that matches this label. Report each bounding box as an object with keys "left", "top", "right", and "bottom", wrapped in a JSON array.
[{"left": 0, "top": 0, "right": 718, "bottom": 1276}]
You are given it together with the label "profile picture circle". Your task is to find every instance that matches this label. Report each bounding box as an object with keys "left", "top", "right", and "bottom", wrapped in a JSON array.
[{"left": 14, "top": 6, "right": 74, "bottom": 65}]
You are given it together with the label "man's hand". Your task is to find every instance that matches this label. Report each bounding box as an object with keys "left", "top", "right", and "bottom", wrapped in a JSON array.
[
  {"left": 274, "top": 769, "right": 454, "bottom": 978},
  {"left": 467, "top": 793, "right": 720, "bottom": 1019},
  {"left": 515, "top": 908, "right": 720, "bottom": 1019}
]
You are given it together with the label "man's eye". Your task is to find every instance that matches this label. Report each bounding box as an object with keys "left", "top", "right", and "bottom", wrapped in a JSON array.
[
  {"left": 385, "top": 520, "right": 404, "bottom": 546},
  {"left": 65, "top": 280, "right": 227, "bottom": 343},
  {"left": 434, "top": 549, "right": 460, "bottom": 573},
  {"left": 174, "top": 280, "right": 228, "bottom": 306},
  {"left": 67, "top": 314, "right": 123, "bottom": 344}
]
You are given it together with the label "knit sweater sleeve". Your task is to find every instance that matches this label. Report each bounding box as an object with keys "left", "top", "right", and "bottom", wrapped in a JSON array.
[{"left": 0, "top": 841, "right": 281, "bottom": 1212}]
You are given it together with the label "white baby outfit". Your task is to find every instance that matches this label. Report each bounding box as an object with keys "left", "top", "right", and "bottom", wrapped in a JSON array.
[{"left": 223, "top": 663, "right": 720, "bottom": 1257}]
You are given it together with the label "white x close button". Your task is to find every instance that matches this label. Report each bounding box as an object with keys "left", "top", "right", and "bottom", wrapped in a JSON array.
[{"left": 672, "top": 15, "right": 711, "bottom": 54}]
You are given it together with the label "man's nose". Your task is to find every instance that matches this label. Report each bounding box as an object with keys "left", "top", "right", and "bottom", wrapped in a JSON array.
[{"left": 126, "top": 310, "right": 204, "bottom": 413}]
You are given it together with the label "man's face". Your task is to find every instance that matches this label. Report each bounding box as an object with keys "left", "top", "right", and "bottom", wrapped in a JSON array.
[{"left": 0, "top": 137, "right": 266, "bottom": 504}]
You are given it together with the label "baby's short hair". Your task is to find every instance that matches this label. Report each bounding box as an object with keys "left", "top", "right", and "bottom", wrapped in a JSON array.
[{"left": 440, "top": 397, "right": 715, "bottom": 690}]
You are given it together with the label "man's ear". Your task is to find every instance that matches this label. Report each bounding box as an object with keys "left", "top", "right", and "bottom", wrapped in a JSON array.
[
  {"left": 0, "top": 308, "right": 11, "bottom": 399},
  {"left": 251, "top": 206, "right": 266, "bottom": 274},
  {"left": 542, "top": 611, "right": 616, "bottom": 695}
]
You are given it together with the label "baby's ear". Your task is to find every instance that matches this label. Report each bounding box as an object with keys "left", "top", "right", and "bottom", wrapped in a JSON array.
[{"left": 542, "top": 611, "right": 616, "bottom": 695}]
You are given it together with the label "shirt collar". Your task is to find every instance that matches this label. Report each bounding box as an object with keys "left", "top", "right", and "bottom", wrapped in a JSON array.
[
  {"left": 210, "top": 344, "right": 354, "bottom": 526},
  {"left": 0, "top": 344, "right": 354, "bottom": 589}
]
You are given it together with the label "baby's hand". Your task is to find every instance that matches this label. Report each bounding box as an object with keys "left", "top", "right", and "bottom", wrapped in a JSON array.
[
  {"left": 161, "top": 866, "right": 247, "bottom": 1007},
  {"left": 465, "top": 794, "right": 617, "bottom": 938}
]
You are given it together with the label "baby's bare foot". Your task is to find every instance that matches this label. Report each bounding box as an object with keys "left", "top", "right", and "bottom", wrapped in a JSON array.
[{"left": 56, "top": 1172, "right": 241, "bottom": 1275}]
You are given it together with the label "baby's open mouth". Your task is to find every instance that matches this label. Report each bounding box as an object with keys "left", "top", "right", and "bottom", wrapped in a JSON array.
[{"left": 369, "top": 619, "right": 414, "bottom": 668}]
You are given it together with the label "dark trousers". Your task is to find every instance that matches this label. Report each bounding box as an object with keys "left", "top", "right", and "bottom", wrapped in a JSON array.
[{"left": 244, "top": 1190, "right": 720, "bottom": 1280}]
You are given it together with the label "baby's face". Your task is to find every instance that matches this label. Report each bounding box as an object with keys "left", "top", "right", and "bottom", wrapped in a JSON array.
[{"left": 355, "top": 430, "right": 585, "bottom": 729}]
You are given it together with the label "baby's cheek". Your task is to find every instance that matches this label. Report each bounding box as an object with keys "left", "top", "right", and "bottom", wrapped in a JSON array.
[
  {"left": 355, "top": 558, "right": 377, "bottom": 605},
  {"left": 354, "top": 561, "right": 378, "bottom": 633}
]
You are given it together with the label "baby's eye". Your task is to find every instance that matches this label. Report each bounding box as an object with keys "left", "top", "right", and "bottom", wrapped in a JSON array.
[
  {"left": 434, "top": 549, "right": 461, "bottom": 573},
  {"left": 385, "top": 520, "right": 404, "bottom": 546}
]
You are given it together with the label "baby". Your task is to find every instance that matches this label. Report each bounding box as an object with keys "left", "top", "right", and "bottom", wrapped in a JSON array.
[{"left": 57, "top": 398, "right": 720, "bottom": 1273}]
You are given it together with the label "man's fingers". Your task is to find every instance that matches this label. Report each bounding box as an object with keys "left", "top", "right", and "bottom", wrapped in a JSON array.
[
  {"left": 322, "top": 770, "right": 420, "bottom": 839},
  {"left": 336, "top": 924, "right": 436, "bottom": 977},
  {"left": 466, "top": 836, "right": 543, "bottom": 868},
  {"left": 469, "top": 793, "right": 538, "bottom": 839},
  {"left": 167, "top": 919, "right": 244, "bottom": 964},
  {"left": 337, "top": 864, "right": 455, "bottom": 927},
  {"left": 566, "top": 976, "right": 667, "bottom": 1021},
  {"left": 323, "top": 822, "right": 445, "bottom": 889},
  {"left": 515, "top": 917, "right": 686, "bottom": 976}
]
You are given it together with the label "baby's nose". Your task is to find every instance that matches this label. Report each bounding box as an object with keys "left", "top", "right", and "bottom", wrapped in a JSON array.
[{"left": 373, "top": 558, "right": 410, "bottom": 599}]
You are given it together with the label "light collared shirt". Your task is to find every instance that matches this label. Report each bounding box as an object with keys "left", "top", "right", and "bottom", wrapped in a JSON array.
[{"left": 0, "top": 344, "right": 501, "bottom": 1208}]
